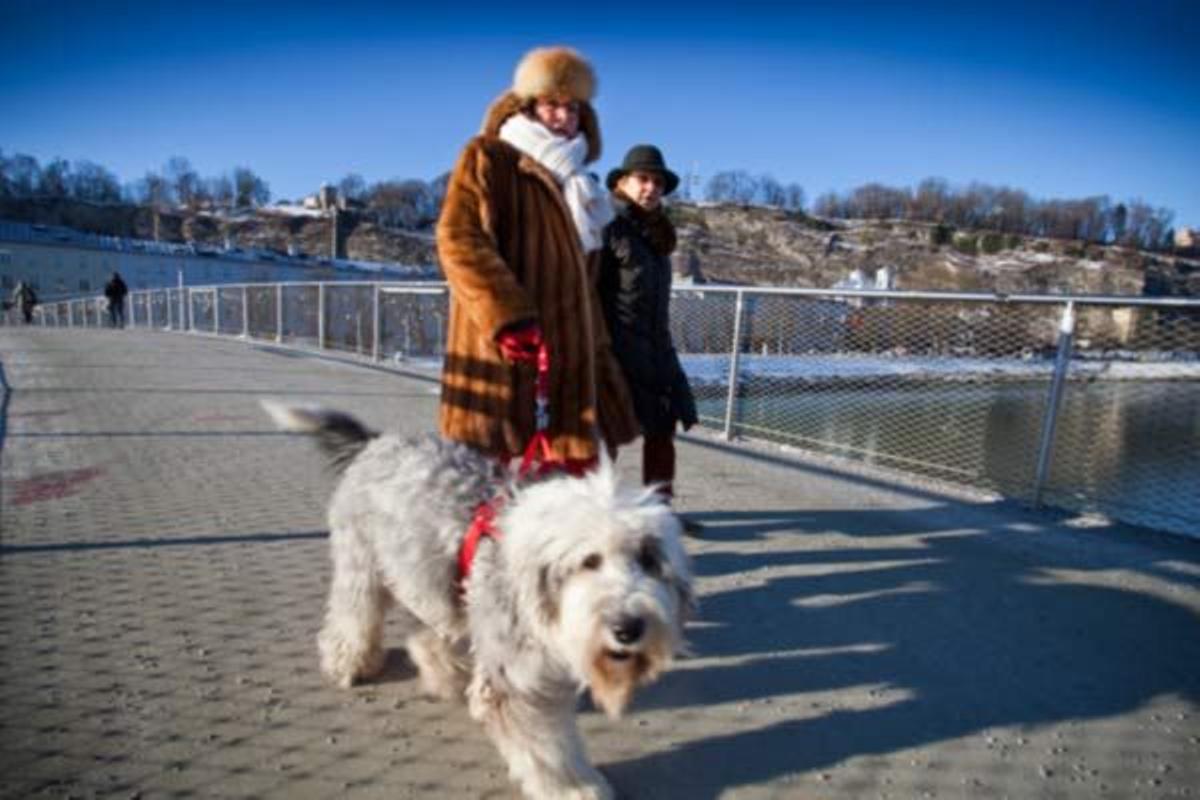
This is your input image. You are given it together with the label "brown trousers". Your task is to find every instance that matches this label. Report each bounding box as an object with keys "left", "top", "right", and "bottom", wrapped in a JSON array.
[{"left": 641, "top": 431, "right": 677, "bottom": 498}]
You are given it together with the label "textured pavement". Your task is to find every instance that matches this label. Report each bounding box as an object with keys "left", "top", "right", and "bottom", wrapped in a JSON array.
[{"left": 2, "top": 327, "right": 1198, "bottom": 799}]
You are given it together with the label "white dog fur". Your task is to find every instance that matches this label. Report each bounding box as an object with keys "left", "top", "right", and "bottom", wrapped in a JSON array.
[{"left": 263, "top": 401, "right": 694, "bottom": 800}]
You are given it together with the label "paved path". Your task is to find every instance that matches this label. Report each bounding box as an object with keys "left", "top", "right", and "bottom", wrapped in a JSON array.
[{"left": 2, "top": 327, "right": 1198, "bottom": 800}]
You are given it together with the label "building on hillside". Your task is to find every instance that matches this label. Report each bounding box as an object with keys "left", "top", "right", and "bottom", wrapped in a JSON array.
[
  {"left": 0, "top": 219, "right": 434, "bottom": 299},
  {"left": 1175, "top": 227, "right": 1197, "bottom": 253}
]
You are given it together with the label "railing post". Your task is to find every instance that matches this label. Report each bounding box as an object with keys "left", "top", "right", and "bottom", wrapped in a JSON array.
[
  {"left": 317, "top": 283, "right": 326, "bottom": 350},
  {"left": 147, "top": 292, "right": 154, "bottom": 329},
  {"left": 1032, "top": 301, "right": 1075, "bottom": 508},
  {"left": 166, "top": 290, "right": 173, "bottom": 330},
  {"left": 275, "top": 284, "right": 283, "bottom": 343},
  {"left": 723, "top": 290, "right": 747, "bottom": 440},
  {"left": 186, "top": 288, "right": 193, "bottom": 331},
  {"left": 213, "top": 287, "right": 221, "bottom": 334},
  {"left": 242, "top": 286, "right": 249, "bottom": 337},
  {"left": 372, "top": 283, "right": 381, "bottom": 361}
]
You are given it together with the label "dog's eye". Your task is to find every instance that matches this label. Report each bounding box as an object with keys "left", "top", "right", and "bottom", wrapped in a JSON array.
[
  {"left": 637, "top": 544, "right": 661, "bottom": 576},
  {"left": 581, "top": 553, "right": 603, "bottom": 571}
]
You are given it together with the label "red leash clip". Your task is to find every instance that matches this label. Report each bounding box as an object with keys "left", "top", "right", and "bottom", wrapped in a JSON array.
[{"left": 518, "top": 342, "right": 554, "bottom": 478}]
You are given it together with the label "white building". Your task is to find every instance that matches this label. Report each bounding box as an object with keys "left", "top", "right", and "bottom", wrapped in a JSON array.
[{"left": 1175, "top": 227, "right": 1197, "bottom": 252}]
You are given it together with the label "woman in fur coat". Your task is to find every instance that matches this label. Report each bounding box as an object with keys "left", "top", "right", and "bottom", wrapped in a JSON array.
[
  {"left": 599, "top": 145, "right": 699, "bottom": 501},
  {"left": 436, "top": 46, "right": 638, "bottom": 471}
]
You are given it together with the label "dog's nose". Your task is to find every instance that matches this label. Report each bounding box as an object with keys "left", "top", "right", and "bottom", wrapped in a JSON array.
[{"left": 612, "top": 616, "right": 645, "bottom": 645}]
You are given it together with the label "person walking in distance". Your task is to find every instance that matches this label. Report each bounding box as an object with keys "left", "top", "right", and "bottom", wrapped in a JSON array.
[
  {"left": 104, "top": 272, "right": 129, "bottom": 328},
  {"left": 12, "top": 281, "right": 38, "bottom": 324}
]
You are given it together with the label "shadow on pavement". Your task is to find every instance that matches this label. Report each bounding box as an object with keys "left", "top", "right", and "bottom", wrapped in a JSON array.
[{"left": 607, "top": 503, "right": 1200, "bottom": 798}]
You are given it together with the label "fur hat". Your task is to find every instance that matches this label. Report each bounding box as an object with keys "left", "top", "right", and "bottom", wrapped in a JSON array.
[{"left": 512, "top": 46, "right": 596, "bottom": 102}]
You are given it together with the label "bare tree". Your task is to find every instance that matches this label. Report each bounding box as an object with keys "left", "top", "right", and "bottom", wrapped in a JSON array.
[
  {"left": 164, "top": 156, "right": 200, "bottom": 209},
  {"left": 852, "top": 183, "right": 911, "bottom": 219},
  {"left": 208, "top": 174, "right": 235, "bottom": 209},
  {"left": 368, "top": 179, "right": 435, "bottom": 227},
  {"left": 910, "top": 177, "right": 950, "bottom": 222},
  {"left": 428, "top": 171, "right": 451, "bottom": 215},
  {"left": 812, "top": 191, "right": 843, "bottom": 218},
  {"left": 783, "top": 182, "right": 805, "bottom": 211},
  {"left": 70, "top": 160, "right": 121, "bottom": 203},
  {"left": 705, "top": 170, "right": 757, "bottom": 204},
  {"left": 233, "top": 167, "right": 269, "bottom": 208},
  {"left": 39, "top": 158, "right": 71, "bottom": 198},
  {"left": 337, "top": 173, "right": 367, "bottom": 202},
  {"left": 758, "top": 174, "right": 785, "bottom": 207},
  {"left": 991, "top": 187, "right": 1033, "bottom": 234},
  {"left": 3, "top": 152, "right": 43, "bottom": 197},
  {"left": 704, "top": 171, "right": 734, "bottom": 203},
  {"left": 1111, "top": 203, "right": 1128, "bottom": 245},
  {"left": 135, "top": 171, "right": 172, "bottom": 208}
]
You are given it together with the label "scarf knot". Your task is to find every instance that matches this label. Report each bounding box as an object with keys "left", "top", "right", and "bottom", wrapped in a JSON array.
[{"left": 499, "top": 114, "right": 613, "bottom": 253}]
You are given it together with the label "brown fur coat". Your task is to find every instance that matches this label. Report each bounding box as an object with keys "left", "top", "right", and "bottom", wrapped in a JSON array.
[{"left": 436, "top": 92, "right": 638, "bottom": 461}]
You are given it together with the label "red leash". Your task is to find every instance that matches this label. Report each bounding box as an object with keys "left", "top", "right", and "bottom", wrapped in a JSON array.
[
  {"left": 518, "top": 342, "right": 554, "bottom": 477},
  {"left": 459, "top": 343, "right": 560, "bottom": 590}
]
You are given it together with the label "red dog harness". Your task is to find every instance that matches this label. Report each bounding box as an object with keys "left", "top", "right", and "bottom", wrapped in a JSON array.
[
  {"left": 458, "top": 495, "right": 503, "bottom": 590},
  {"left": 458, "top": 343, "right": 592, "bottom": 591}
]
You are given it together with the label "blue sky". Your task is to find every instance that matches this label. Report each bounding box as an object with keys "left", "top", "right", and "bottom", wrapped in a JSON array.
[{"left": 3, "top": 0, "right": 1198, "bottom": 225}]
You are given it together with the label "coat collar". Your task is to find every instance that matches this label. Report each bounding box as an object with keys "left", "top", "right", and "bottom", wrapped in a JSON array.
[
  {"left": 480, "top": 91, "right": 601, "bottom": 164},
  {"left": 612, "top": 192, "right": 678, "bottom": 256}
]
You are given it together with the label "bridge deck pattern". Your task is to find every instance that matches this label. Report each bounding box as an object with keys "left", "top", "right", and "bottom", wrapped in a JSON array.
[{"left": 2, "top": 328, "right": 1197, "bottom": 799}]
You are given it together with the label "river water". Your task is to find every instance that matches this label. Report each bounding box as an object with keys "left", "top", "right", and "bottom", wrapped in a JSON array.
[{"left": 697, "top": 379, "right": 1200, "bottom": 537}]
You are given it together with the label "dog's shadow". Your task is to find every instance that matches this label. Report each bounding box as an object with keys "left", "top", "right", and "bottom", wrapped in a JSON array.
[{"left": 602, "top": 501, "right": 1200, "bottom": 799}]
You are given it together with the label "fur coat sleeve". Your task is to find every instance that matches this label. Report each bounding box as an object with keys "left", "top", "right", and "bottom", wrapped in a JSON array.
[{"left": 437, "top": 138, "right": 539, "bottom": 339}]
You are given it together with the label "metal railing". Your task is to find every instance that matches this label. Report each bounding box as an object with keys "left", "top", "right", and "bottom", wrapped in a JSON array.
[{"left": 12, "top": 281, "right": 1200, "bottom": 537}]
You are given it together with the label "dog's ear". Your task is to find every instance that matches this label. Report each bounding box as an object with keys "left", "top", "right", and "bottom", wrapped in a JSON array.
[{"left": 654, "top": 516, "right": 697, "bottom": 622}]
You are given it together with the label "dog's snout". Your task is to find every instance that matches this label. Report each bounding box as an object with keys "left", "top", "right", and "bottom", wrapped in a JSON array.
[{"left": 612, "top": 616, "right": 645, "bottom": 645}]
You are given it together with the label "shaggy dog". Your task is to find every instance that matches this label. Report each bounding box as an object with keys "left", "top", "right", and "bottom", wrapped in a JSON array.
[{"left": 263, "top": 402, "right": 694, "bottom": 800}]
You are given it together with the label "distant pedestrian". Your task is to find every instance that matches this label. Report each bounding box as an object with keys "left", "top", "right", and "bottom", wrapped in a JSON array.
[
  {"left": 436, "top": 45, "right": 638, "bottom": 473},
  {"left": 104, "top": 272, "right": 129, "bottom": 328},
  {"left": 599, "top": 145, "right": 699, "bottom": 520},
  {"left": 12, "top": 281, "right": 38, "bottom": 324}
]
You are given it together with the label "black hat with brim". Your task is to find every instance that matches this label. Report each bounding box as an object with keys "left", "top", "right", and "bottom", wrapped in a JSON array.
[{"left": 606, "top": 144, "right": 680, "bottom": 195}]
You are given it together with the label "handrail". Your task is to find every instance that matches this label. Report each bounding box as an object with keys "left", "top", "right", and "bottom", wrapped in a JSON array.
[
  {"left": 13, "top": 278, "right": 1199, "bottom": 538},
  {"left": 43, "top": 280, "right": 1200, "bottom": 309}
]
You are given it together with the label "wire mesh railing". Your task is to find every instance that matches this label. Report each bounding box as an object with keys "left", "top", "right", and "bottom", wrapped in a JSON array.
[{"left": 12, "top": 281, "right": 1200, "bottom": 537}]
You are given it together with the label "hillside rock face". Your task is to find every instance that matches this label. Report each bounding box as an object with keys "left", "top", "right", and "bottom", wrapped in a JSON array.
[
  {"left": 666, "top": 203, "right": 1198, "bottom": 298},
  {"left": 3, "top": 197, "right": 1195, "bottom": 297},
  {"left": 0, "top": 197, "right": 437, "bottom": 267}
]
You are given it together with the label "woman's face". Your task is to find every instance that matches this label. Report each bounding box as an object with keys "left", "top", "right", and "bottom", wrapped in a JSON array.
[
  {"left": 532, "top": 96, "right": 581, "bottom": 138},
  {"left": 617, "top": 171, "right": 665, "bottom": 211}
]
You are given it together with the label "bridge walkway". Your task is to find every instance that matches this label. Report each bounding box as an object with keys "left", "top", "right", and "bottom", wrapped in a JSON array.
[{"left": 1, "top": 327, "right": 1197, "bottom": 799}]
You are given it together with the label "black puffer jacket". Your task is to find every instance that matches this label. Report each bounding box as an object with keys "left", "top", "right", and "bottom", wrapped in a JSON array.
[{"left": 598, "top": 198, "right": 698, "bottom": 436}]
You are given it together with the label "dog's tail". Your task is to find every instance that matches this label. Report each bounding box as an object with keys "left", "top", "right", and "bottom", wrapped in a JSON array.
[{"left": 261, "top": 400, "right": 377, "bottom": 474}]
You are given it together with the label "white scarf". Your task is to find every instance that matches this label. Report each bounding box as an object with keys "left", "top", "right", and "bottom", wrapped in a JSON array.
[{"left": 498, "top": 113, "right": 613, "bottom": 253}]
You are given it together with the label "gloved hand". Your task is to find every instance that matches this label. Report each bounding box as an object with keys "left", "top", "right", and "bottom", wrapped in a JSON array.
[{"left": 496, "top": 321, "right": 544, "bottom": 364}]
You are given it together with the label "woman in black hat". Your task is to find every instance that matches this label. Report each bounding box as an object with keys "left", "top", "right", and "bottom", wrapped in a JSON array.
[{"left": 599, "top": 145, "right": 699, "bottom": 521}]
